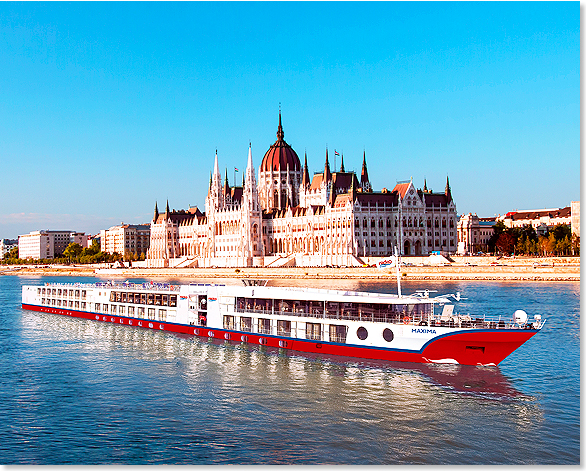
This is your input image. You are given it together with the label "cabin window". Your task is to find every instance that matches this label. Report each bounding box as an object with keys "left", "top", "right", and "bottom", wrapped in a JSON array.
[
  {"left": 140, "top": 294, "right": 147, "bottom": 304},
  {"left": 277, "top": 320, "right": 291, "bottom": 337},
  {"left": 383, "top": 328, "right": 394, "bottom": 342},
  {"left": 155, "top": 294, "right": 162, "bottom": 306},
  {"left": 57, "top": 300, "right": 62, "bottom": 307},
  {"left": 81, "top": 290, "right": 86, "bottom": 299},
  {"left": 240, "top": 317, "right": 252, "bottom": 332},
  {"left": 95, "top": 303, "right": 100, "bottom": 312},
  {"left": 223, "top": 315, "right": 235, "bottom": 330},
  {"left": 111, "top": 305, "right": 117, "bottom": 314},
  {"left": 110, "top": 291, "right": 115, "bottom": 302},
  {"left": 258, "top": 318, "right": 271, "bottom": 335},
  {"left": 128, "top": 306, "right": 135, "bottom": 316},
  {"left": 103, "top": 304, "right": 109, "bottom": 314},
  {"left": 357, "top": 326, "right": 368, "bottom": 340},
  {"left": 115, "top": 292, "right": 122, "bottom": 302},
  {"left": 58, "top": 289, "right": 62, "bottom": 296},
  {"left": 162, "top": 294, "right": 168, "bottom": 306},
  {"left": 306, "top": 322, "right": 321, "bottom": 341},
  {"left": 138, "top": 307, "right": 145, "bottom": 318},
  {"left": 159, "top": 309, "right": 167, "bottom": 322},
  {"left": 147, "top": 294, "right": 154, "bottom": 305},
  {"left": 329, "top": 324, "right": 348, "bottom": 343},
  {"left": 75, "top": 301, "right": 80, "bottom": 309},
  {"left": 170, "top": 295, "right": 177, "bottom": 307},
  {"left": 119, "top": 306, "right": 125, "bottom": 315},
  {"left": 81, "top": 302, "right": 86, "bottom": 309},
  {"left": 121, "top": 292, "right": 127, "bottom": 303},
  {"left": 75, "top": 290, "right": 80, "bottom": 298}
]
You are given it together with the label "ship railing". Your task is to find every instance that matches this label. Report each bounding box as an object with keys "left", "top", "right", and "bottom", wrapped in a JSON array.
[{"left": 42, "top": 281, "right": 181, "bottom": 292}]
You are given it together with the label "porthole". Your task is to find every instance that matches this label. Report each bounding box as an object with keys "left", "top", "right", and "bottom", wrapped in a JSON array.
[
  {"left": 357, "top": 326, "right": 368, "bottom": 340},
  {"left": 383, "top": 328, "right": 394, "bottom": 342}
]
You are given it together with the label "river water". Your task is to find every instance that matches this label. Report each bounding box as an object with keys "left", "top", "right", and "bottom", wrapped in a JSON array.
[{"left": 0, "top": 275, "right": 579, "bottom": 464}]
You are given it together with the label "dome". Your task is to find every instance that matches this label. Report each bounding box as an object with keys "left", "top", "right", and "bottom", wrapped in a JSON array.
[{"left": 260, "top": 113, "right": 301, "bottom": 173}]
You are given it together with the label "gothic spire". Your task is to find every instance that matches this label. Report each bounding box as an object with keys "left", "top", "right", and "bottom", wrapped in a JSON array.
[
  {"left": 224, "top": 168, "right": 230, "bottom": 195},
  {"left": 324, "top": 147, "right": 331, "bottom": 182},
  {"left": 340, "top": 153, "right": 345, "bottom": 172},
  {"left": 360, "top": 150, "right": 370, "bottom": 188},
  {"left": 153, "top": 201, "right": 159, "bottom": 223},
  {"left": 165, "top": 199, "right": 170, "bottom": 219},
  {"left": 302, "top": 151, "right": 310, "bottom": 187},
  {"left": 445, "top": 175, "right": 452, "bottom": 203},
  {"left": 423, "top": 178, "right": 428, "bottom": 193},
  {"left": 277, "top": 109, "right": 284, "bottom": 141}
]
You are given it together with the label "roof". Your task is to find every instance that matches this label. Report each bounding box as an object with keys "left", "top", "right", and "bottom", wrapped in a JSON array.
[{"left": 260, "top": 113, "right": 301, "bottom": 173}]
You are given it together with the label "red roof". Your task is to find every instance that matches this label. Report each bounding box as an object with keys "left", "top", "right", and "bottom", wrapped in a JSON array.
[{"left": 260, "top": 113, "right": 301, "bottom": 172}]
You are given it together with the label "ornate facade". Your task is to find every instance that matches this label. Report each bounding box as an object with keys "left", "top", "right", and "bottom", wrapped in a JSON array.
[{"left": 147, "top": 114, "right": 458, "bottom": 267}]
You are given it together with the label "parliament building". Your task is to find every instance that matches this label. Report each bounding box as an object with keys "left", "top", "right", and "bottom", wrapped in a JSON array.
[{"left": 147, "top": 114, "right": 457, "bottom": 267}]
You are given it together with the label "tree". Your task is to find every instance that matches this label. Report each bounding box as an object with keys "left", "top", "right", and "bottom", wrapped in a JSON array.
[
  {"left": 495, "top": 233, "right": 515, "bottom": 255},
  {"left": 63, "top": 243, "right": 83, "bottom": 264}
]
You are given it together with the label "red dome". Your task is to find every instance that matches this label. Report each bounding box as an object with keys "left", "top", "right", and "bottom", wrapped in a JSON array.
[{"left": 260, "top": 114, "right": 301, "bottom": 172}]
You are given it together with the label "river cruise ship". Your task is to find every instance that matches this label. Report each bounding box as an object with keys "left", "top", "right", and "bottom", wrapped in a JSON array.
[{"left": 21, "top": 279, "right": 544, "bottom": 366}]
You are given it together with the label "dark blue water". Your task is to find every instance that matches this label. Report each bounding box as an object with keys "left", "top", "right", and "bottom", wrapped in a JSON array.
[{"left": 0, "top": 275, "right": 580, "bottom": 464}]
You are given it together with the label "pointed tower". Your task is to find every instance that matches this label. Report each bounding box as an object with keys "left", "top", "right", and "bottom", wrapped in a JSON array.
[
  {"left": 165, "top": 199, "right": 170, "bottom": 218},
  {"left": 153, "top": 201, "right": 159, "bottom": 223},
  {"left": 324, "top": 148, "right": 331, "bottom": 182},
  {"left": 360, "top": 151, "right": 371, "bottom": 192},
  {"left": 423, "top": 178, "right": 428, "bottom": 193},
  {"left": 243, "top": 143, "right": 262, "bottom": 260},
  {"left": 445, "top": 175, "right": 452, "bottom": 203},
  {"left": 340, "top": 153, "right": 345, "bottom": 172},
  {"left": 208, "top": 149, "right": 223, "bottom": 211},
  {"left": 301, "top": 151, "right": 310, "bottom": 188}
]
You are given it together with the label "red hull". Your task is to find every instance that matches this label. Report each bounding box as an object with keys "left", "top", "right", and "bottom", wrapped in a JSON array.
[{"left": 22, "top": 304, "right": 538, "bottom": 366}]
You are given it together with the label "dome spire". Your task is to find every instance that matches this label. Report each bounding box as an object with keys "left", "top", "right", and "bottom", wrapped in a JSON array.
[{"left": 277, "top": 108, "right": 284, "bottom": 141}]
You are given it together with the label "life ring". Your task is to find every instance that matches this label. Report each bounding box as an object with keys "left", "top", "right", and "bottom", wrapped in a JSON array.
[{"left": 403, "top": 316, "right": 411, "bottom": 324}]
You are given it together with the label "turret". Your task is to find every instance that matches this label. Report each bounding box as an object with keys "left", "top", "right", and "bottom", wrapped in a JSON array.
[
  {"left": 360, "top": 151, "right": 371, "bottom": 192},
  {"left": 324, "top": 148, "right": 331, "bottom": 183},
  {"left": 153, "top": 202, "right": 159, "bottom": 223}
]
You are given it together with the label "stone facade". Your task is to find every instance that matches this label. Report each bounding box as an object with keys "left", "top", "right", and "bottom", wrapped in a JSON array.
[
  {"left": 100, "top": 224, "right": 150, "bottom": 258},
  {"left": 147, "top": 114, "right": 458, "bottom": 268}
]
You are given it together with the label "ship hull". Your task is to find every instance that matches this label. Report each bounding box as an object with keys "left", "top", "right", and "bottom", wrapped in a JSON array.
[{"left": 22, "top": 303, "right": 538, "bottom": 366}]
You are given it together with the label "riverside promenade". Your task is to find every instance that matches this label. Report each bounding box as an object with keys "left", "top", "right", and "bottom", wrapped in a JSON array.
[{"left": 3, "top": 256, "right": 579, "bottom": 282}]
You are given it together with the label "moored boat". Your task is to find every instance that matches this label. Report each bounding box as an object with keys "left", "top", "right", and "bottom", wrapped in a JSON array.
[{"left": 21, "top": 278, "right": 544, "bottom": 366}]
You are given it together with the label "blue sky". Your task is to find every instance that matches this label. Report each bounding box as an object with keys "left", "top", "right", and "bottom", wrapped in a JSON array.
[{"left": 0, "top": 2, "right": 579, "bottom": 239}]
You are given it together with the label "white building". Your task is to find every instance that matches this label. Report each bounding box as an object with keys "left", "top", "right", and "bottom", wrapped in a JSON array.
[
  {"left": 100, "top": 224, "right": 150, "bottom": 257},
  {"left": 498, "top": 207, "right": 573, "bottom": 236},
  {"left": 147, "top": 113, "right": 458, "bottom": 268},
  {"left": 457, "top": 214, "right": 495, "bottom": 255},
  {"left": 18, "top": 231, "right": 88, "bottom": 260},
  {"left": 0, "top": 239, "right": 18, "bottom": 258}
]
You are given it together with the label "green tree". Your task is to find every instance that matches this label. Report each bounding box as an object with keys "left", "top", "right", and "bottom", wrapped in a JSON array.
[{"left": 63, "top": 243, "right": 83, "bottom": 264}]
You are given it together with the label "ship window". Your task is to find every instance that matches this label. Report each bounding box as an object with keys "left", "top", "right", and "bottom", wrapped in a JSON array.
[
  {"left": 95, "top": 303, "right": 100, "bottom": 312},
  {"left": 121, "top": 292, "right": 127, "bottom": 303},
  {"left": 277, "top": 320, "right": 291, "bottom": 337},
  {"left": 115, "top": 292, "right": 121, "bottom": 302},
  {"left": 69, "top": 290, "right": 73, "bottom": 297},
  {"left": 111, "top": 305, "right": 117, "bottom": 314},
  {"left": 140, "top": 294, "right": 146, "bottom": 304},
  {"left": 128, "top": 306, "right": 135, "bottom": 316},
  {"left": 329, "top": 324, "right": 348, "bottom": 343},
  {"left": 159, "top": 309, "right": 166, "bottom": 321},
  {"left": 75, "top": 301, "right": 80, "bottom": 308},
  {"left": 240, "top": 317, "right": 252, "bottom": 332},
  {"left": 170, "top": 295, "right": 177, "bottom": 307},
  {"left": 147, "top": 294, "right": 154, "bottom": 305},
  {"left": 58, "top": 289, "right": 62, "bottom": 296},
  {"left": 223, "top": 315, "right": 235, "bottom": 330},
  {"left": 258, "top": 318, "right": 271, "bottom": 334},
  {"left": 306, "top": 322, "right": 321, "bottom": 341},
  {"left": 155, "top": 294, "right": 162, "bottom": 306},
  {"left": 103, "top": 304, "right": 109, "bottom": 313},
  {"left": 148, "top": 308, "right": 155, "bottom": 319},
  {"left": 57, "top": 300, "right": 61, "bottom": 307},
  {"left": 75, "top": 290, "right": 80, "bottom": 298},
  {"left": 81, "top": 302, "right": 86, "bottom": 309},
  {"left": 357, "top": 326, "right": 368, "bottom": 340},
  {"left": 138, "top": 307, "right": 145, "bottom": 318},
  {"left": 162, "top": 294, "right": 168, "bottom": 306},
  {"left": 110, "top": 291, "right": 115, "bottom": 302},
  {"left": 119, "top": 306, "right": 125, "bottom": 315},
  {"left": 383, "top": 328, "right": 394, "bottom": 342}
]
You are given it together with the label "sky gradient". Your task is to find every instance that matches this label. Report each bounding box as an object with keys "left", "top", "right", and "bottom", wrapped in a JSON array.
[{"left": 0, "top": 2, "right": 579, "bottom": 239}]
